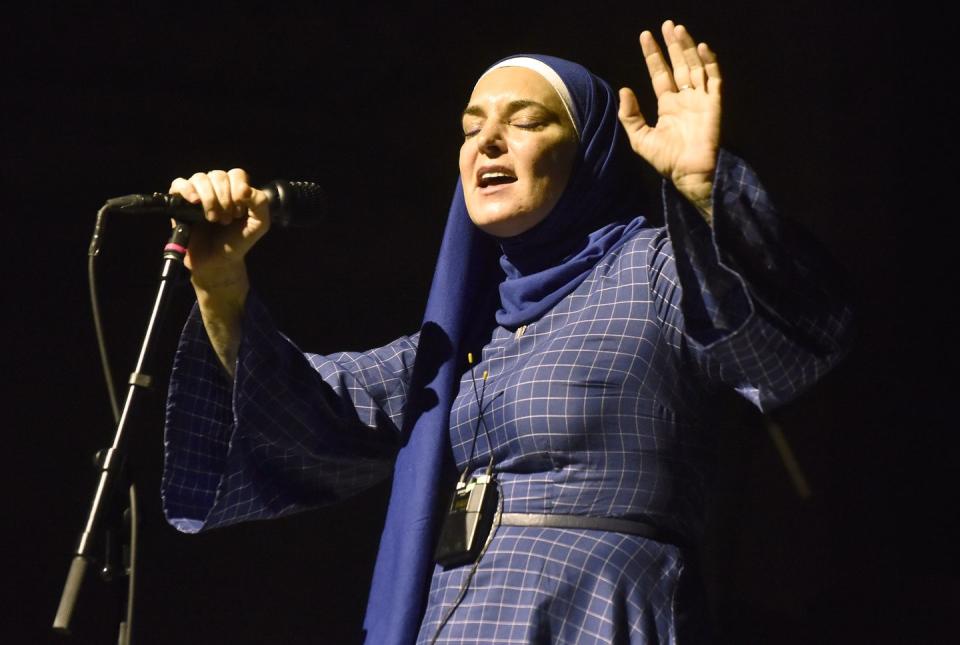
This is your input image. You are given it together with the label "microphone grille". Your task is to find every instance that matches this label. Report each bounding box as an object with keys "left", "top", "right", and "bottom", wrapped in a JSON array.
[{"left": 267, "top": 180, "right": 326, "bottom": 228}]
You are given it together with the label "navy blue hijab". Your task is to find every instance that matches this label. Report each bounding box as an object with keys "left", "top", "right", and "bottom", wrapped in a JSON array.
[{"left": 362, "top": 55, "right": 647, "bottom": 644}]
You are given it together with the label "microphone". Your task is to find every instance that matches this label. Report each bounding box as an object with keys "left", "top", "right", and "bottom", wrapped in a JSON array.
[{"left": 102, "top": 180, "right": 326, "bottom": 229}]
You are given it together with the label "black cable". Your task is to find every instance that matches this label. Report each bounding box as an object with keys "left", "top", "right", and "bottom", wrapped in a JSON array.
[
  {"left": 122, "top": 483, "right": 137, "bottom": 645},
  {"left": 428, "top": 480, "right": 502, "bottom": 645},
  {"left": 430, "top": 353, "right": 504, "bottom": 644},
  {"left": 459, "top": 354, "right": 503, "bottom": 483},
  {"left": 87, "top": 207, "right": 136, "bottom": 645},
  {"left": 88, "top": 207, "right": 120, "bottom": 422},
  {"left": 458, "top": 356, "right": 486, "bottom": 484}
]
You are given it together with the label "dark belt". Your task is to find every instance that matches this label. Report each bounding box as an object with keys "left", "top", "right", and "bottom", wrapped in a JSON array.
[{"left": 499, "top": 513, "right": 673, "bottom": 544}]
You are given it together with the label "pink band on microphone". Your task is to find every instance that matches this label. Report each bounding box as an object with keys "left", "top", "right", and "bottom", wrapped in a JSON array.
[{"left": 164, "top": 243, "right": 188, "bottom": 255}]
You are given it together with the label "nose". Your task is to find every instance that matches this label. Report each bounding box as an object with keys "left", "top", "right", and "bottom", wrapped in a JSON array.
[{"left": 475, "top": 120, "right": 506, "bottom": 157}]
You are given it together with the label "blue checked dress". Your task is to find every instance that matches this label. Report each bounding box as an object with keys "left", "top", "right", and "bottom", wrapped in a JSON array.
[{"left": 162, "top": 153, "right": 852, "bottom": 643}]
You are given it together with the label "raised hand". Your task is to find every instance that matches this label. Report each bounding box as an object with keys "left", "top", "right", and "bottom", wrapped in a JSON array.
[{"left": 617, "top": 20, "right": 721, "bottom": 220}]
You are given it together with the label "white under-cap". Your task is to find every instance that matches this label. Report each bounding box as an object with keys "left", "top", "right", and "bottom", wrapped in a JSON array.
[{"left": 479, "top": 57, "right": 581, "bottom": 140}]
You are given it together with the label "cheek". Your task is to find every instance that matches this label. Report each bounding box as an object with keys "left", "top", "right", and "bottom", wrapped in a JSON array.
[
  {"left": 458, "top": 144, "right": 473, "bottom": 183},
  {"left": 529, "top": 142, "right": 574, "bottom": 196}
]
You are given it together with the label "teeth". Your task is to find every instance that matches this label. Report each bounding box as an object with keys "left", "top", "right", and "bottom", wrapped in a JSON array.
[{"left": 482, "top": 172, "right": 512, "bottom": 180}]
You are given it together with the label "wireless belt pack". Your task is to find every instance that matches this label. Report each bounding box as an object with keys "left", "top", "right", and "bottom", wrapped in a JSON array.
[{"left": 434, "top": 474, "right": 498, "bottom": 568}]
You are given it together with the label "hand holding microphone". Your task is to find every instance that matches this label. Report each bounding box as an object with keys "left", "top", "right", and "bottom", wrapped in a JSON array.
[
  {"left": 172, "top": 169, "right": 279, "bottom": 374},
  {"left": 166, "top": 169, "right": 272, "bottom": 282},
  {"left": 136, "top": 169, "right": 322, "bottom": 287},
  {"left": 98, "top": 168, "right": 326, "bottom": 375}
]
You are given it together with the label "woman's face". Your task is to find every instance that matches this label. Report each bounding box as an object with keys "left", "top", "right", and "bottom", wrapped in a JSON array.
[{"left": 459, "top": 67, "right": 578, "bottom": 237}]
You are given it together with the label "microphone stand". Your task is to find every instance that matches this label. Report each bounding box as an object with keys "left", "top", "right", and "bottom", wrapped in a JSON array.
[{"left": 53, "top": 221, "right": 192, "bottom": 642}]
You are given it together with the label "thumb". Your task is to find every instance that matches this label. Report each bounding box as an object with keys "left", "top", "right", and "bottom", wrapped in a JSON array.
[
  {"left": 244, "top": 186, "right": 272, "bottom": 224},
  {"left": 617, "top": 87, "right": 648, "bottom": 133}
]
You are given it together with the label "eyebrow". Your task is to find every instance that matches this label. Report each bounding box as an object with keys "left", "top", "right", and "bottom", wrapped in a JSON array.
[{"left": 461, "top": 99, "right": 555, "bottom": 119}]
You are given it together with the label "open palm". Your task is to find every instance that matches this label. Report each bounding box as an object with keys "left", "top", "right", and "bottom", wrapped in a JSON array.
[{"left": 618, "top": 21, "right": 721, "bottom": 218}]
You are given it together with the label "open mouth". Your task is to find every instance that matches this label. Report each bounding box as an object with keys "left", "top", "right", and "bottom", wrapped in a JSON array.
[{"left": 477, "top": 169, "right": 517, "bottom": 188}]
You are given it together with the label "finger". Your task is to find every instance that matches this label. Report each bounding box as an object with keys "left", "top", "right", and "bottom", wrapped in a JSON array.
[
  {"left": 169, "top": 177, "right": 200, "bottom": 203},
  {"left": 225, "top": 167, "right": 255, "bottom": 220},
  {"left": 227, "top": 168, "right": 253, "bottom": 204},
  {"left": 618, "top": 87, "right": 658, "bottom": 160},
  {"left": 228, "top": 168, "right": 273, "bottom": 230},
  {"left": 698, "top": 42, "right": 722, "bottom": 95},
  {"left": 207, "top": 170, "right": 235, "bottom": 222},
  {"left": 189, "top": 172, "right": 225, "bottom": 224},
  {"left": 661, "top": 20, "right": 691, "bottom": 90},
  {"left": 639, "top": 30, "right": 676, "bottom": 98},
  {"left": 674, "top": 24, "right": 706, "bottom": 90},
  {"left": 617, "top": 87, "right": 648, "bottom": 131}
]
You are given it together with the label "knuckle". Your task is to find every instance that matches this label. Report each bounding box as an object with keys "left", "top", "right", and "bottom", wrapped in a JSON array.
[{"left": 229, "top": 170, "right": 252, "bottom": 199}]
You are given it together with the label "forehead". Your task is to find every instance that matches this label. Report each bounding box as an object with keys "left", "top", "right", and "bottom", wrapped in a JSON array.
[{"left": 467, "top": 67, "right": 567, "bottom": 114}]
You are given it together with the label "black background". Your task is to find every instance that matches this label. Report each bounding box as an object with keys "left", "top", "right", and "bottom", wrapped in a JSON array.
[{"left": 3, "top": 2, "right": 953, "bottom": 644}]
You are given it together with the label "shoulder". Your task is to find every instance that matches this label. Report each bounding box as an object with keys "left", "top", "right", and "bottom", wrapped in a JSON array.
[
  {"left": 601, "top": 219, "right": 668, "bottom": 274},
  {"left": 571, "top": 220, "right": 666, "bottom": 302}
]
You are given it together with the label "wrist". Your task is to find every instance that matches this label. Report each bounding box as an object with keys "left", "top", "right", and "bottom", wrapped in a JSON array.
[
  {"left": 690, "top": 197, "right": 713, "bottom": 225},
  {"left": 192, "top": 267, "right": 248, "bottom": 379},
  {"left": 192, "top": 263, "right": 249, "bottom": 303},
  {"left": 672, "top": 176, "right": 714, "bottom": 225}
]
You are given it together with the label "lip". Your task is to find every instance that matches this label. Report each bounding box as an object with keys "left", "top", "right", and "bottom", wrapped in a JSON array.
[
  {"left": 477, "top": 182, "right": 514, "bottom": 196},
  {"left": 475, "top": 164, "right": 517, "bottom": 191}
]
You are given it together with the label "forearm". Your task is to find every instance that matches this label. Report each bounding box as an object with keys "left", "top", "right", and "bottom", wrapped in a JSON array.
[
  {"left": 192, "top": 263, "right": 249, "bottom": 378},
  {"left": 163, "top": 293, "right": 414, "bottom": 533},
  {"left": 656, "top": 150, "right": 853, "bottom": 408}
]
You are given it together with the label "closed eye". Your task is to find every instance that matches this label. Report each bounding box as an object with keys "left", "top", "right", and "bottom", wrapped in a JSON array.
[
  {"left": 511, "top": 119, "right": 545, "bottom": 130},
  {"left": 460, "top": 99, "right": 559, "bottom": 138},
  {"left": 462, "top": 118, "right": 483, "bottom": 138}
]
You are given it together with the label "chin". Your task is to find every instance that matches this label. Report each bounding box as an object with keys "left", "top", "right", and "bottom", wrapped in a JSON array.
[
  {"left": 467, "top": 202, "right": 549, "bottom": 237},
  {"left": 471, "top": 212, "right": 538, "bottom": 238}
]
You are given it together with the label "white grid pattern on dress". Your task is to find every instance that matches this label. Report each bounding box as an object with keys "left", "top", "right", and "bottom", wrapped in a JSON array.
[{"left": 162, "top": 152, "right": 853, "bottom": 642}]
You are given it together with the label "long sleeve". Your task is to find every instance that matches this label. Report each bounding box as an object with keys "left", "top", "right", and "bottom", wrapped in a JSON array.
[
  {"left": 649, "top": 150, "right": 853, "bottom": 411},
  {"left": 162, "top": 293, "right": 418, "bottom": 533}
]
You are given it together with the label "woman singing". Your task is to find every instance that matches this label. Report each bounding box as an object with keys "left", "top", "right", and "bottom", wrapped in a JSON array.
[{"left": 162, "top": 21, "right": 852, "bottom": 644}]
